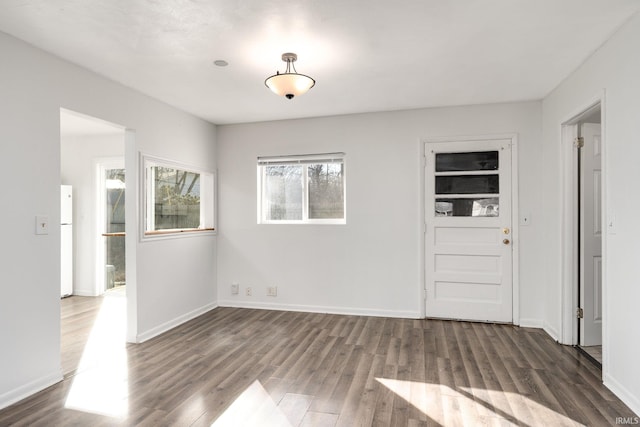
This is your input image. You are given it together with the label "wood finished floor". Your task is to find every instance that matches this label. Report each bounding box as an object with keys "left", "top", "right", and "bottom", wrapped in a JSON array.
[
  {"left": 580, "top": 346, "right": 603, "bottom": 366},
  {"left": 0, "top": 296, "right": 636, "bottom": 426}
]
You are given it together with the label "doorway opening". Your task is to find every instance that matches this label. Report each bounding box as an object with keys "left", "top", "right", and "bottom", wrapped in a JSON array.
[
  {"left": 577, "top": 105, "right": 603, "bottom": 365},
  {"left": 60, "top": 109, "right": 130, "bottom": 379},
  {"left": 561, "top": 102, "right": 603, "bottom": 367}
]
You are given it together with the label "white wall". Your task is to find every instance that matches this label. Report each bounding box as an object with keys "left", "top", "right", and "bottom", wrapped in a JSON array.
[
  {"left": 541, "top": 13, "right": 640, "bottom": 415},
  {"left": 61, "top": 132, "right": 124, "bottom": 296},
  {"left": 0, "top": 32, "right": 217, "bottom": 409},
  {"left": 217, "top": 102, "right": 544, "bottom": 323}
]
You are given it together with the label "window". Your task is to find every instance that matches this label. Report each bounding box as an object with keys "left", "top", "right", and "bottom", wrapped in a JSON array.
[
  {"left": 143, "top": 155, "right": 215, "bottom": 237},
  {"left": 258, "top": 153, "right": 346, "bottom": 224}
]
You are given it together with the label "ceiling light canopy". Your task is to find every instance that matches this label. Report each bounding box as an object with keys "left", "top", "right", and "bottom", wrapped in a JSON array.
[{"left": 265, "top": 53, "right": 315, "bottom": 99}]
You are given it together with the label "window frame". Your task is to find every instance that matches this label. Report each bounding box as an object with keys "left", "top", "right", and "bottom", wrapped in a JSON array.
[
  {"left": 141, "top": 154, "right": 216, "bottom": 240},
  {"left": 257, "top": 153, "right": 346, "bottom": 225}
]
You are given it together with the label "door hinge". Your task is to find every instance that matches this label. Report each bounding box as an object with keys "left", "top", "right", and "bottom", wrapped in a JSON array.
[
  {"left": 576, "top": 307, "right": 584, "bottom": 319},
  {"left": 574, "top": 137, "right": 584, "bottom": 148}
]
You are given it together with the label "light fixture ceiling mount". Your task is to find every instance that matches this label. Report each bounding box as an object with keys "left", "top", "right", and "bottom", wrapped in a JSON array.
[{"left": 265, "top": 52, "right": 315, "bottom": 99}]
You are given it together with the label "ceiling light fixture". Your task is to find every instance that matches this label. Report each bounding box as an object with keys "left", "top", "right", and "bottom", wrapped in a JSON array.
[{"left": 265, "top": 53, "right": 315, "bottom": 99}]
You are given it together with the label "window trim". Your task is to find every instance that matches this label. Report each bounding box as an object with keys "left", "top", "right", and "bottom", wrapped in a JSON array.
[
  {"left": 141, "top": 154, "right": 216, "bottom": 240},
  {"left": 257, "top": 152, "right": 346, "bottom": 225}
]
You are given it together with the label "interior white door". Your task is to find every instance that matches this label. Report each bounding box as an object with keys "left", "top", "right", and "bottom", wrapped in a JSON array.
[
  {"left": 580, "top": 123, "right": 602, "bottom": 346},
  {"left": 425, "top": 139, "right": 512, "bottom": 322}
]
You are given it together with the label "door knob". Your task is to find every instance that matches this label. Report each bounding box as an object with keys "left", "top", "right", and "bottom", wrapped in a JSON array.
[{"left": 503, "top": 238, "right": 510, "bottom": 245}]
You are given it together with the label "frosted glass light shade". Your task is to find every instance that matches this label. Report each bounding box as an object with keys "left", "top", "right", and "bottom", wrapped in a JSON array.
[{"left": 265, "top": 72, "right": 316, "bottom": 99}]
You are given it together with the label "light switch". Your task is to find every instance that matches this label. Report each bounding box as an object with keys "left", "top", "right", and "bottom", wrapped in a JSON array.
[
  {"left": 607, "top": 214, "right": 616, "bottom": 235},
  {"left": 520, "top": 213, "right": 531, "bottom": 226},
  {"left": 36, "top": 215, "right": 49, "bottom": 235}
]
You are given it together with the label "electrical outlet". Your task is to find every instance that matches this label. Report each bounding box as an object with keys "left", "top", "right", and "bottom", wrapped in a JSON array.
[
  {"left": 246, "top": 287, "right": 252, "bottom": 296},
  {"left": 267, "top": 286, "right": 277, "bottom": 297},
  {"left": 231, "top": 283, "right": 239, "bottom": 295}
]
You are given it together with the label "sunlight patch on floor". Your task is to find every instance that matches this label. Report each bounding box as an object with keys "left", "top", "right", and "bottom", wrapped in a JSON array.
[
  {"left": 65, "top": 294, "right": 128, "bottom": 418},
  {"left": 211, "top": 380, "right": 292, "bottom": 427},
  {"left": 376, "top": 378, "right": 582, "bottom": 426}
]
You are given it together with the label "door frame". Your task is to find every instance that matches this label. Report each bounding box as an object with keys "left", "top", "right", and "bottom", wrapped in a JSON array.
[
  {"left": 559, "top": 93, "right": 607, "bottom": 349},
  {"left": 420, "top": 133, "right": 520, "bottom": 324}
]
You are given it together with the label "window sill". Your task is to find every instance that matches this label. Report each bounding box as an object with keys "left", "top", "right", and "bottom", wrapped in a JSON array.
[
  {"left": 142, "top": 227, "right": 216, "bottom": 241},
  {"left": 145, "top": 227, "right": 215, "bottom": 236}
]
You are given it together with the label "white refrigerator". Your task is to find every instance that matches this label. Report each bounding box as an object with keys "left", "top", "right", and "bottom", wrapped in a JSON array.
[{"left": 61, "top": 185, "right": 73, "bottom": 297}]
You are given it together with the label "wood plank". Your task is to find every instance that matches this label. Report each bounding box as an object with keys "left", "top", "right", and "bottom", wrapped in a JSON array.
[{"left": 0, "top": 297, "right": 636, "bottom": 426}]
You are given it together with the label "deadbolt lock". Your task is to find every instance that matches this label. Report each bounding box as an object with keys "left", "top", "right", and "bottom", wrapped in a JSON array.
[{"left": 503, "top": 228, "right": 510, "bottom": 235}]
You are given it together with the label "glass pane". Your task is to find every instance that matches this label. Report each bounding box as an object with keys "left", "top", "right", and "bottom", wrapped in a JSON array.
[
  {"left": 436, "top": 151, "right": 498, "bottom": 172},
  {"left": 436, "top": 197, "right": 499, "bottom": 217},
  {"left": 106, "top": 169, "right": 125, "bottom": 233},
  {"left": 105, "top": 169, "right": 125, "bottom": 289},
  {"left": 436, "top": 175, "right": 499, "bottom": 194},
  {"left": 154, "top": 167, "right": 201, "bottom": 229},
  {"left": 264, "top": 165, "right": 303, "bottom": 220},
  {"left": 308, "top": 162, "right": 345, "bottom": 219}
]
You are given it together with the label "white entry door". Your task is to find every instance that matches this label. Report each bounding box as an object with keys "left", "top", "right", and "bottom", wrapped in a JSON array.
[
  {"left": 425, "top": 139, "right": 513, "bottom": 322},
  {"left": 580, "top": 123, "right": 602, "bottom": 346}
]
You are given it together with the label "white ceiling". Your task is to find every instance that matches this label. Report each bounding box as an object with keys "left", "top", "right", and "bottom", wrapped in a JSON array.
[
  {"left": 60, "top": 109, "right": 125, "bottom": 136},
  {"left": 2, "top": 1, "right": 638, "bottom": 125}
]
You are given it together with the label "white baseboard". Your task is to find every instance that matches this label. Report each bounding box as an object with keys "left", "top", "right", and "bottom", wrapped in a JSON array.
[
  {"left": 217, "top": 300, "right": 420, "bottom": 319},
  {"left": 0, "top": 370, "right": 62, "bottom": 411},
  {"left": 542, "top": 321, "right": 560, "bottom": 342},
  {"left": 72, "top": 289, "right": 99, "bottom": 297},
  {"left": 604, "top": 373, "right": 640, "bottom": 417},
  {"left": 136, "top": 302, "right": 218, "bottom": 343},
  {"left": 518, "top": 318, "right": 544, "bottom": 329}
]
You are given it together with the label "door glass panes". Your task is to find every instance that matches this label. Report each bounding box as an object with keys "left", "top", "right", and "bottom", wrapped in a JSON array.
[
  {"left": 105, "top": 169, "right": 125, "bottom": 289},
  {"left": 436, "top": 151, "right": 498, "bottom": 172},
  {"left": 264, "top": 165, "right": 303, "bottom": 220},
  {"left": 308, "top": 162, "right": 344, "bottom": 219},
  {"left": 435, "top": 175, "right": 499, "bottom": 194},
  {"left": 436, "top": 197, "right": 499, "bottom": 217},
  {"left": 434, "top": 151, "right": 500, "bottom": 217}
]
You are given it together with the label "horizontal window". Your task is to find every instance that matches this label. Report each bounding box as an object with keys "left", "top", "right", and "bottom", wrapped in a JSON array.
[
  {"left": 258, "top": 153, "right": 346, "bottom": 224},
  {"left": 143, "top": 155, "right": 215, "bottom": 238}
]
